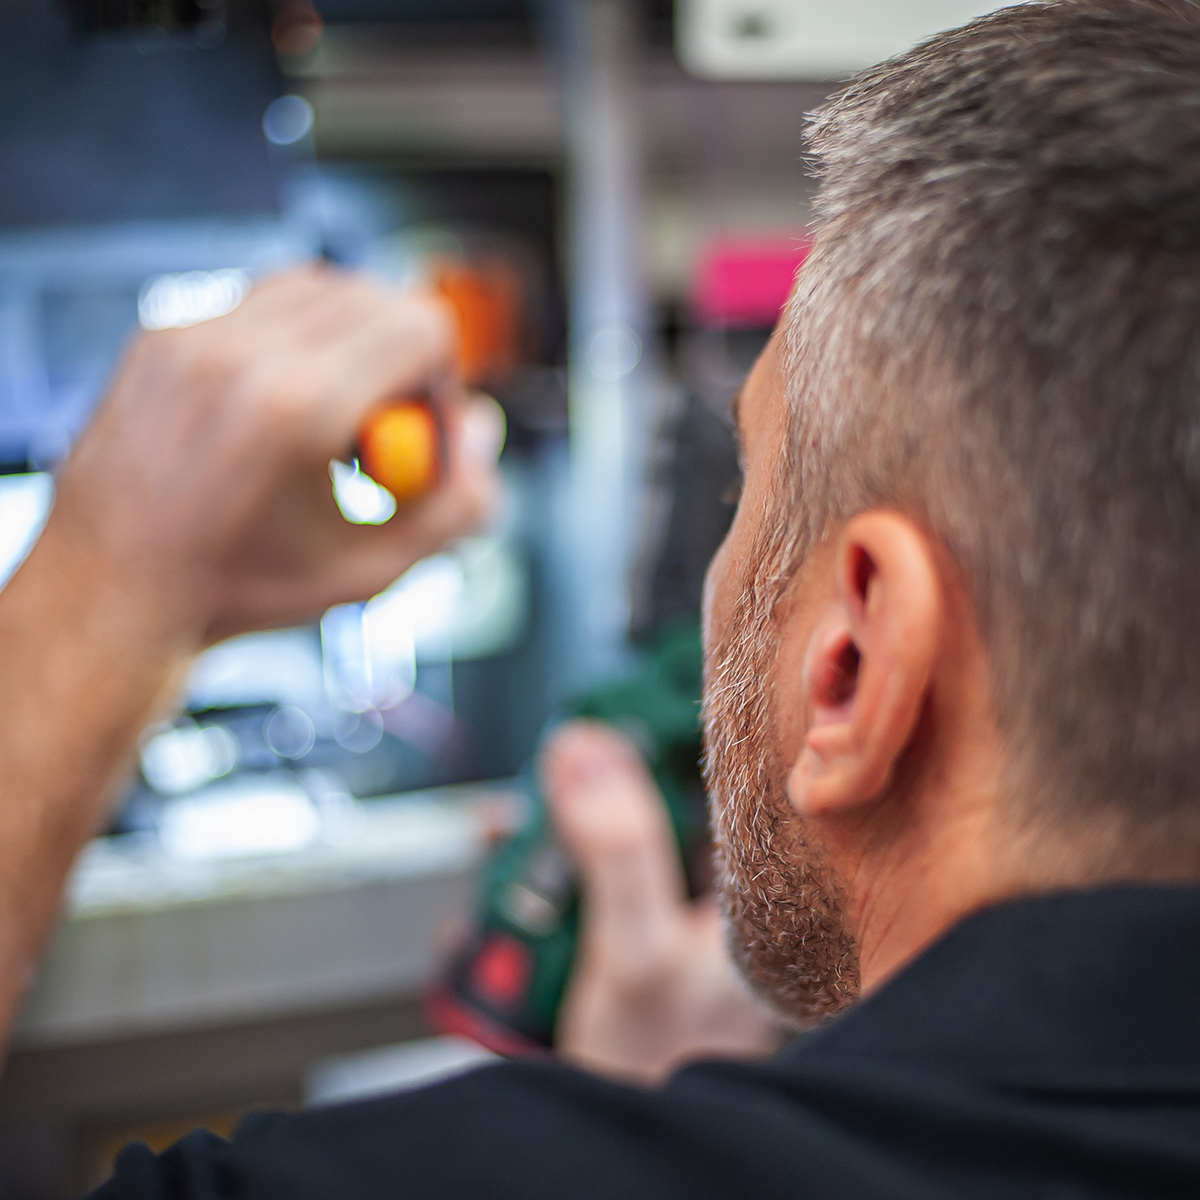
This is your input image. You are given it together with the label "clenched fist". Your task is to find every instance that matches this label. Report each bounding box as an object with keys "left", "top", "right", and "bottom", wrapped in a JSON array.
[
  {"left": 0, "top": 265, "right": 502, "bottom": 1043},
  {"left": 55, "top": 264, "right": 502, "bottom": 645}
]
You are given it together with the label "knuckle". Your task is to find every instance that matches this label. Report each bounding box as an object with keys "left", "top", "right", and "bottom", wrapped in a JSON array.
[
  {"left": 184, "top": 333, "right": 251, "bottom": 395},
  {"left": 237, "top": 265, "right": 321, "bottom": 322},
  {"left": 133, "top": 324, "right": 183, "bottom": 364},
  {"left": 254, "top": 262, "right": 322, "bottom": 298},
  {"left": 116, "top": 327, "right": 160, "bottom": 380},
  {"left": 251, "top": 365, "right": 320, "bottom": 426},
  {"left": 341, "top": 268, "right": 385, "bottom": 301},
  {"left": 397, "top": 293, "right": 456, "bottom": 355},
  {"left": 127, "top": 324, "right": 246, "bottom": 403}
]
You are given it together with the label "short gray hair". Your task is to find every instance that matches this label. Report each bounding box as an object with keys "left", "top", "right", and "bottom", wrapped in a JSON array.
[{"left": 777, "top": 0, "right": 1200, "bottom": 847}]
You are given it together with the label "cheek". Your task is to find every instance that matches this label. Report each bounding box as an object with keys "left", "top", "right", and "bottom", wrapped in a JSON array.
[
  {"left": 768, "top": 575, "right": 834, "bottom": 777},
  {"left": 702, "top": 527, "right": 739, "bottom": 658},
  {"left": 703, "top": 476, "right": 767, "bottom": 658},
  {"left": 770, "top": 624, "right": 812, "bottom": 778}
]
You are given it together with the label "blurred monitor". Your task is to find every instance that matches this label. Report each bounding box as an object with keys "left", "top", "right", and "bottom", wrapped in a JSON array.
[
  {"left": 0, "top": 1, "right": 279, "bottom": 229},
  {"left": 0, "top": 0, "right": 291, "bottom": 468}
]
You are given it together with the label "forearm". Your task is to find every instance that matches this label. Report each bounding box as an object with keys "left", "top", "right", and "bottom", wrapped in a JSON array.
[{"left": 0, "top": 509, "right": 193, "bottom": 1041}]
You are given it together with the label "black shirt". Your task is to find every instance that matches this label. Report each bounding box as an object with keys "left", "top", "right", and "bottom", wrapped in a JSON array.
[{"left": 94, "top": 886, "right": 1200, "bottom": 1198}]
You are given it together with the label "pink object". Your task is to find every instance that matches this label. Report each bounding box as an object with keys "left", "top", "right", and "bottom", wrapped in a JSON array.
[{"left": 691, "top": 237, "right": 813, "bottom": 328}]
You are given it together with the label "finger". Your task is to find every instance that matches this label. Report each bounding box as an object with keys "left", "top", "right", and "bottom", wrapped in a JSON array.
[
  {"left": 299, "top": 291, "right": 461, "bottom": 452},
  {"left": 188, "top": 274, "right": 457, "bottom": 454},
  {"left": 541, "top": 722, "right": 689, "bottom": 985},
  {"left": 220, "top": 263, "right": 339, "bottom": 327},
  {"left": 315, "top": 396, "right": 504, "bottom": 604}
]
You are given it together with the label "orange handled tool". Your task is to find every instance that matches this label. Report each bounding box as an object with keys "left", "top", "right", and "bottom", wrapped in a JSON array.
[
  {"left": 353, "top": 259, "right": 519, "bottom": 506},
  {"left": 356, "top": 399, "right": 442, "bottom": 504}
]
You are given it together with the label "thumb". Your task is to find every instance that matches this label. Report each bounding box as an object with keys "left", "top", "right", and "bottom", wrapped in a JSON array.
[{"left": 540, "top": 721, "right": 688, "bottom": 984}]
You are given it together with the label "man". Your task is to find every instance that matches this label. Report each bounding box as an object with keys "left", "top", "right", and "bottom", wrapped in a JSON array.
[{"left": 21, "top": 0, "right": 1200, "bottom": 1193}]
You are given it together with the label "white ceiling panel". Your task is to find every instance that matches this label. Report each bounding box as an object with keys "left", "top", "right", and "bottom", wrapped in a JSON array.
[{"left": 677, "top": 0, "right": 1027, "bottom": 80}]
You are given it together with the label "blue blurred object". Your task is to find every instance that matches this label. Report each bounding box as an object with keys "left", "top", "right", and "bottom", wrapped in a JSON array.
[
  {"left": 0, "top": 0, "right": 312, "bottom": 469},
  {"left": 0, "top": 2, "right": 279, "bottom": 228}
]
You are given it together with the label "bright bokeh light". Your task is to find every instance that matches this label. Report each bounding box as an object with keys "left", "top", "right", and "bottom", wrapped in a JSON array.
[
  {"left": 321, "top": 599, "right": 416, "bottom": 714},
  {"left": 0, "top": 473, "right": 53, "bottom": 589},
  {"left": 319, "top": 556, "right": 466, "bottom": 713},
  {"left": 264, "top": 705, "right": 317, "bottom": 760},
  {"left": 141, "top": 722, "right": 239, "bottom": 795},
  {"left": 588, "top": 324, "right": 642, "bottom": 381},
  {"left": 320, "top": 538, "right": 528, "bottom": 716},
  {"left": 330, "top": 459, "right": 397, "bottom": 525},
  {"left": 138, "top": 268, "right": 251, "bottom": 331},
  {"left": 369, "top": 554, "right": 464, "bottom": 660},
  {"left": 186, "top": 627, "right": 325, "bottom": 711},
  {"left": 158, "top": 778, "right": 321, "bottom": 860},
  {"left": 263, "top": 95, "right": 315, "bottom": 146},
  {"left": 332, "top": 706, "right": 385, "bottom": 753}
]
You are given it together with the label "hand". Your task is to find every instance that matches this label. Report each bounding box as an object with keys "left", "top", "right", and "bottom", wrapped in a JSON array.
[
  {"left": 52, "top": 264, "right": 502, "bottom": 647},
  {"left": 0, "top": 265, "right": 505, "bottom": 1044},
  {"left": 541, "top": 721, "right": 783, "bottom": 1085}
]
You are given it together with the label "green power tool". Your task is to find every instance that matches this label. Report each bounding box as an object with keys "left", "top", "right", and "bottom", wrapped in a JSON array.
[{"left": 428, "top": 622, "right": 710, "bottom": 1052}]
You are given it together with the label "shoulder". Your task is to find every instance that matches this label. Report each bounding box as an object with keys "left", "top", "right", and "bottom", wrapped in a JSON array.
[{"left": 93, "top": 1056, "right": 835, "bottom": 1200}]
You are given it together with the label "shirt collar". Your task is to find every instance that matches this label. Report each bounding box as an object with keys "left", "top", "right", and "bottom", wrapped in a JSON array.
[{"left": 785, "top": 884, "right": 1200, "bottom": 1089}]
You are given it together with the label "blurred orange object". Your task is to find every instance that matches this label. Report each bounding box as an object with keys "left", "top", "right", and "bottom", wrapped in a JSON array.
[
  {"left": 354, "top": 250, "right": 523, "bottom": 505},
  {"left": 433, "top": 257, "right": 523, "bottom": 387},
  {"left": 357, "top": 400, "right": 441, "bottom": 504}
]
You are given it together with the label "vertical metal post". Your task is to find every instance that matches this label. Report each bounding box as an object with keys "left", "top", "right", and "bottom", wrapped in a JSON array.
[{"left": 554, "top": 0, "right": 648, "bottom": 689}]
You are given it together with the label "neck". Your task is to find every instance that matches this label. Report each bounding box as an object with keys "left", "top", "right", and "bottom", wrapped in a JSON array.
[
  {"left": 846, "top": 804, "right": 1019, "bottom": 994},
  {"left": 837, "top": 619, "right": 1025, "bottom": 993},
  {"left": 824, "top": 715, "right": 1021, "bottom": 995},
  {"left": 836, "top": 785, "right": 1200, "bottom": 995}
]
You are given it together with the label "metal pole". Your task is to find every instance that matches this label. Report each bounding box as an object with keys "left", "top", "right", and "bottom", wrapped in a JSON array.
[{"left": 554, "top": 0, "right": 648, "bottom": 689}]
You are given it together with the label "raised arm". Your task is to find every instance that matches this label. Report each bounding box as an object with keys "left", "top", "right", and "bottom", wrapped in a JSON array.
[{"left": 0, "top": 266, "right": 500, "bottom": 1043}]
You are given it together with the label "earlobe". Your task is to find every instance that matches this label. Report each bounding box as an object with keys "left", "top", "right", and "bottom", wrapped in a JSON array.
[{"left": 786, "top": 513, "right": 941, "bottom": 819}]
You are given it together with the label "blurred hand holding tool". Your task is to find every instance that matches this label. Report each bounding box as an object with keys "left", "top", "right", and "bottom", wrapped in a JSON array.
[
  {"left": 353, "top": 257, "right": 520, "bottom": 507},
  {"left": 0, "top": 265, "right": 502, "bottom": 1046}
]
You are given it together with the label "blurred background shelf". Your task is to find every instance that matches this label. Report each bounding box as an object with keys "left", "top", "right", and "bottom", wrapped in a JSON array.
[
  {"left": 15, "top": 783, "right": 520, "bottom": 1050},
  {"left": 1, "top": 781, "right": 518, "bottom": 1194}
]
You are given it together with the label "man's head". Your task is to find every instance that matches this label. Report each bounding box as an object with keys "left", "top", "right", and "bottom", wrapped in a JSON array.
[{"left": 702, "top": 0, "right": 1200, "bottom": 1024}]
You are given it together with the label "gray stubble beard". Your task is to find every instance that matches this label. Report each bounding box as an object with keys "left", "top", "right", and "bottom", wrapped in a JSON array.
[{"left": 702, "top": 557, "right": 860, "bottom": 1027}]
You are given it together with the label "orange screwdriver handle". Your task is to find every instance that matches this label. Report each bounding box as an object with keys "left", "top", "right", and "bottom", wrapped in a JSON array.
[{"left": 356, "top": 399, "right": 442, "bottom": 504}]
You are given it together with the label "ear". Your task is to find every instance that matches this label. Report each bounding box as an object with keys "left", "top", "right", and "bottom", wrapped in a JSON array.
[{"left": 787, "top": 512, "right": 942, "bottom": 817}]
